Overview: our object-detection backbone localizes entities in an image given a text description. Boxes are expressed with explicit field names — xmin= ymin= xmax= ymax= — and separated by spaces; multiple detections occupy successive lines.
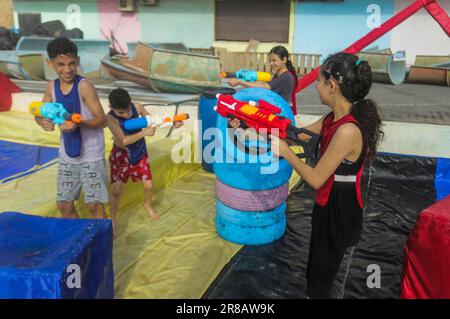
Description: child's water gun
xmin=123 ymin=113 xmax=190 ymax=132
xmin=29 ymin=101 xmax=82 ymax=127
xmin=214 ymin=94 xmax=320 ymax=159
xmin=220 ymin=68 xmax=272 ymax=83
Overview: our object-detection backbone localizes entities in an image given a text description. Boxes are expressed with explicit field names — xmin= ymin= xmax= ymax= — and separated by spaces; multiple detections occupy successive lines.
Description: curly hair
xmin=46 ymin=37 xmax=78 ymax=59
xmin=320 ymin=52 xmax=384 ymax=160
xmin=108 ymin=88 xmax=131 ymax=110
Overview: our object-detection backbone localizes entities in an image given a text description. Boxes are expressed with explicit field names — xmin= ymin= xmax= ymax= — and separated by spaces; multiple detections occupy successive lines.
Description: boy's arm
xmin=106 ymin=114 xmax=155 ymax=148
xmin=34 ymin=81 xmax=55 ymax=131
xmin=79 ymin=80 xmax=107 ymax=128
xmin=134 ymin=101 xmax=150 ymax=116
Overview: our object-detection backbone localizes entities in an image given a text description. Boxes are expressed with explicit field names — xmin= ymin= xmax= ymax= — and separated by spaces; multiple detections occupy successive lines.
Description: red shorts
xmin=109 ymin=147 xmax=152 ymax=183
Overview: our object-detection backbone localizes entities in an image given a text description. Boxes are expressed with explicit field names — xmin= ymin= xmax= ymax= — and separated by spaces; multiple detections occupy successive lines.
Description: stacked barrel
xmin=198 ymin=87 xmax=236 ymax=172
xmin=213 ymin=88 xmax=295 ymax=245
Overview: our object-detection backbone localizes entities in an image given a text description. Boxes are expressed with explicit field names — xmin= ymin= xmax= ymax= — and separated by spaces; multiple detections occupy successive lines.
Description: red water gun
xmin=214 ymin=94 xmax=320 ymax=159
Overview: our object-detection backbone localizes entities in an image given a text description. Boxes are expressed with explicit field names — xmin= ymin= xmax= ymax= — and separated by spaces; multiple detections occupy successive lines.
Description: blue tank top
xmin=108 ymin=103 xmax=147 ymax=165
xmin=54 ymin=75 xmax=84 ymax=158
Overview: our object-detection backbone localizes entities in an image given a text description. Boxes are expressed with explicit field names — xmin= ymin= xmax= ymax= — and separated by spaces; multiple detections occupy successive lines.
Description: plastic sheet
xmin=435 ymin=158 xmax=450 ymax=200
xmin=0 ymin=212 xmax=113 ymax=299
xmin=204 ymin=154 xmax=437 ymax=298
xmin=0 ymin=140 xmax=58 ymax=183
xmin=0 ymin=105 xmax=301 ymax=298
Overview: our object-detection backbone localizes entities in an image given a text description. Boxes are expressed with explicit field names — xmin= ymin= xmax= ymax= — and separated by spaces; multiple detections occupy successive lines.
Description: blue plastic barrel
xmin=198 ymin=87 xmax=235 ymax=172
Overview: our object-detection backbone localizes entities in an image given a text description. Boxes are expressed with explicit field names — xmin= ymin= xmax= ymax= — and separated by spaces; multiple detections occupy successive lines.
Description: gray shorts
xmin=56 ymin=158 xmax=109 ymax=204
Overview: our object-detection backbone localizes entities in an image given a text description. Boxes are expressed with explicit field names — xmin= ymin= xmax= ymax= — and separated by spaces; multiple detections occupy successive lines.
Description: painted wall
xmin=13 ymin=0 xmax=214 ymax=50
xmin=97 ymin=0 xmax=141 ymax=54
xmin=390 ymin=0 xmax=450 ymax=66
xmin=13 ymin=0 xmax=101 ymax=39
xmin=137 ymin=0 xmax=213 ymax=49
xmin=293 ymin=0 xmax=395 ymax=61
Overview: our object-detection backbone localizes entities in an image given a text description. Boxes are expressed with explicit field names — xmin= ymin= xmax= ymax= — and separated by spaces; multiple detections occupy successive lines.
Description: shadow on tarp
xmin=203 ymin=154 xmax=437 ymax=299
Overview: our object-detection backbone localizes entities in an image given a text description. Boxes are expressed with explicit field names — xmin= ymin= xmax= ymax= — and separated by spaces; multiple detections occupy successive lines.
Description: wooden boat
xmin=18 ymin=53 xmax=46 ymax=80
xmin=16 ymin=36 xmax=110 ymax=76
xmin=127 ymin=42 xmax=188 ymax=56
xmin=408 ymin=65 xmax=450 ymax=87
xmin=100 ymin=56 xmax=153 ymax=87
xmin=0 ymin=51 xmax=28 ymax=79
xmin=102 ymin=42 xmax=221 ymax=93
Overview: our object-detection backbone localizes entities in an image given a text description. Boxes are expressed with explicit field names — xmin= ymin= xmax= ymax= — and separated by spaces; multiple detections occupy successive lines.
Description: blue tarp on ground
xmin=435 ymin=158 xmax=450 ymax=201
xmin=0 ymin=140 xmax=58 ymax=182
xmin=0 ymin=212 xmax=114 ymax=299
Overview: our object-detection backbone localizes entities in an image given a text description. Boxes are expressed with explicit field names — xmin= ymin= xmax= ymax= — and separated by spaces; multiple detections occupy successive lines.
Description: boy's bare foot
xmin=145 ymin=205 xmax=160 ymax=221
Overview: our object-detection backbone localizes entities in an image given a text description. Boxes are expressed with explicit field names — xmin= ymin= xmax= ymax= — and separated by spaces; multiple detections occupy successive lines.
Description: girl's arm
xmin=272 ymin=123 xmax=362 ymax=190
xmin=228 ymin=78 xmax=271 ymax=90
xmin=296 ymin=115 xmax=326 ymax=142
xmin=106 ymin=114 xmax=155 ymax=148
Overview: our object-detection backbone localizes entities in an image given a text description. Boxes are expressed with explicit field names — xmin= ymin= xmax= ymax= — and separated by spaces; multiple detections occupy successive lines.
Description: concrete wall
xmin=390 ymin=0 xmax=450 ymax=65
xmin=138 ymin=0 xmax=214 ymax=49
xmin=13 ymin=0 xmax=213 ymax=51
xmin=293 ymin=0 xmax=450 ymax=64
xmin=12 ymin=0 xmax=450 ymax=60
xmin=13 ymin=0 xmax=101 ymax=39
xmin=297 ymin=115 xmax=450 ymax=159
xmin=293 ymin=0 xmax=394 ymax=61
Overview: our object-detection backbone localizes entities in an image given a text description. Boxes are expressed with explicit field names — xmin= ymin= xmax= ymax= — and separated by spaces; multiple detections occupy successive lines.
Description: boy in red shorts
xmin=106 ymin=88 xmax=182 ymax=237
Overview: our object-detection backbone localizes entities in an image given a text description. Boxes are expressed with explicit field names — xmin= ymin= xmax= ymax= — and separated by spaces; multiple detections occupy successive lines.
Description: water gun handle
xmin=285 ymin=126 xmax=321 ymax=160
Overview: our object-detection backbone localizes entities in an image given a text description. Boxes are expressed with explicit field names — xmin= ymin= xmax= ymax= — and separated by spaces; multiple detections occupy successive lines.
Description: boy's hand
xmin=35 ymin=116 xmax=55 ymax=131
xmin=60 ymin=122 xmax=77 ymax=133
xmin=228 ymin=117 xmax=241 ymax=129
xmin=227 ymin=78 xmax=242 ymax=87
xmin=143 ymin=126 xmax=156 ymax=136
xmin=173 ymin=121 xmax=183 ymax=128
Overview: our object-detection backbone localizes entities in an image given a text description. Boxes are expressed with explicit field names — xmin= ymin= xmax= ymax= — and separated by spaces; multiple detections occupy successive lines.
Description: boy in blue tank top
xmin=106 ymin=88 xmax=183 ymax=237
xmin=34 ymin=37 xmax=108 ymax=220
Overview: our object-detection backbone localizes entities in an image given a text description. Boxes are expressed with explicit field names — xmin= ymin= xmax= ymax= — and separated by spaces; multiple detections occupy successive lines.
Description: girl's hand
xmin=270 ymin=134 xmax=291 ymax=158
xmin=173 ymin=121 xmax=183 ymax=128
xmin=227 ymin=78 xmax=242 ymax=87
xmin=143 ymin=126 xmax=156 ymax=136
xmin=227 ymin=117 xmax=241 ymax=129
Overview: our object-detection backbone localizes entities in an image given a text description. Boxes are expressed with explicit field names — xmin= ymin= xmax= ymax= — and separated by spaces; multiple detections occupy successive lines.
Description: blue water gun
xmin=29 ymin=101 xmax=82 ymax=126
xmin=123 ymin=113 xmax=190 ymax=132
xmin=220 ymin=68 xmax=272 ymax=82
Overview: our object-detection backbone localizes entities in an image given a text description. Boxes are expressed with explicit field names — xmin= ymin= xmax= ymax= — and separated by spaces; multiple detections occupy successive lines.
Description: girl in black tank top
xmin=269 ymin=53 xmax=383 ymax=298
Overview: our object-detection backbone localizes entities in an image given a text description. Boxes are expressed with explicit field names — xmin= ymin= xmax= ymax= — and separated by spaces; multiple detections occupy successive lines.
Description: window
xmin=215 ymin=0 xmax=290 ymax=43
xmin=18 ymin=13 xmax=42 ymax=36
